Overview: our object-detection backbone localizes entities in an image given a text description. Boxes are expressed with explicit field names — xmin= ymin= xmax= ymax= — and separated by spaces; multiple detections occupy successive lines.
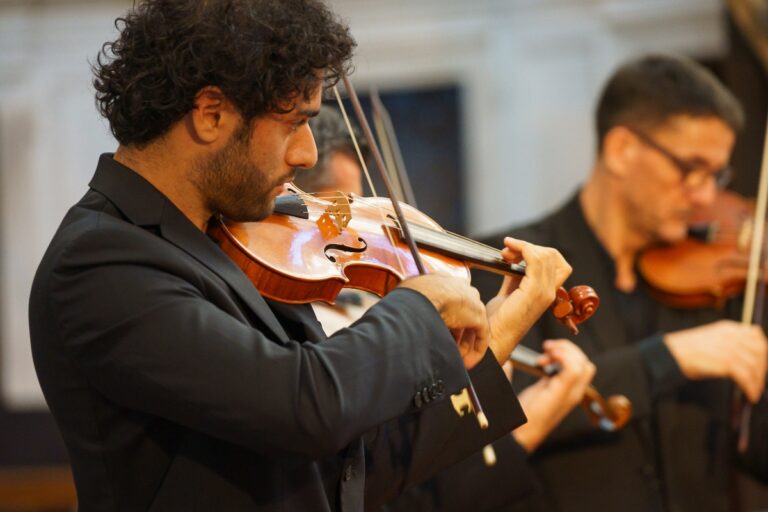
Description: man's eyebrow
xmin=295 ymin=108 xmax=321 ymax=118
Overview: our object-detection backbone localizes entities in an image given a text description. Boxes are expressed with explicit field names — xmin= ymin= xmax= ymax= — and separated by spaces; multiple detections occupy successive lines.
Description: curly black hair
xmin=93 ymin=0 xmax=356 ymax=146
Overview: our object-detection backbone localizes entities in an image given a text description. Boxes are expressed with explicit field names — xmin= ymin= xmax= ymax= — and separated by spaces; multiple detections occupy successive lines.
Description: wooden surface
xmin=0 ymin=466 xmax=76 ymax=512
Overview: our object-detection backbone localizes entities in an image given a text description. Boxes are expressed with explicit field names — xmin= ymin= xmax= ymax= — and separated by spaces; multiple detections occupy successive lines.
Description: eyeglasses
xmin=628 ymin=128 xmax=733 ymax=190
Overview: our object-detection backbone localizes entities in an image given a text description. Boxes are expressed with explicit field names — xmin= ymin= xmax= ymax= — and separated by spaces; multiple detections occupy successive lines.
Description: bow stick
xmin=736 ymin=110 xmax=768 ymax=453
xmin=370 ymin=88 xmax=419 ymax=207
xmin=337 ymin=75 xmax=490 ymax=430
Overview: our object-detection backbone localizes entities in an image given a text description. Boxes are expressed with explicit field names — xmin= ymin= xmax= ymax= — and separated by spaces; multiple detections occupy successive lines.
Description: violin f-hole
xmin=324 ymin=238 xmax=368 ymax=263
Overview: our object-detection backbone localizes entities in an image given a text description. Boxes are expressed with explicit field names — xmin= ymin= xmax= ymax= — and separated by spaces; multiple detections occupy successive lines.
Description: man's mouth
xmin=272 ymin=171 xmax=295 ymax=189
xmin=273 ymin=173 xmax=296 ymax=197
xmin=281 ymin=170 xmax=296 ymax=186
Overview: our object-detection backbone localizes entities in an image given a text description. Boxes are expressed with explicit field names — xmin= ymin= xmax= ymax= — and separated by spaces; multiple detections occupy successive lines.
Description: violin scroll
xmin=551 ymin=286 xmax=601 ymax=335
xmin=581 ymin=387 xmax=632 ymax=432
xmin=510 ymin=345 xmax=632 ymax=432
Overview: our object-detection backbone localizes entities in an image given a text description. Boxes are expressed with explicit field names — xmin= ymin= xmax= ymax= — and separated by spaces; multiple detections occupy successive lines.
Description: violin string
xmin=413 ymin=228 xmax=505 ymax=264
xmin=289 ymin=189 xmax=756 ymax=250
xmin=439 ymin=229 xmax=509 ymax=258
xmin=332 ymin=86 xmax=408 ymax=276
xmin=289 ymin=190 xmax=508 ymax=264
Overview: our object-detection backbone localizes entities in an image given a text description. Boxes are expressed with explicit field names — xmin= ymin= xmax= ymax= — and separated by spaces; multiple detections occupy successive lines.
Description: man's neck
xmin=579 ymin=165 xmax=648 ymax=292
xmin=114 ymin=143 xmax=211 ymax=231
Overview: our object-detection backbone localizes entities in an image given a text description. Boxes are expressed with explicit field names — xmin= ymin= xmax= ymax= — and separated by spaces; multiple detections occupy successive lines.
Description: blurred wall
xmin=330 ymin=0 xmax=727 ymax=234
xmin=0 ymin=0 xmax=726 ymax=408
xmin=0 ymin=1 xmax=130 ymax=408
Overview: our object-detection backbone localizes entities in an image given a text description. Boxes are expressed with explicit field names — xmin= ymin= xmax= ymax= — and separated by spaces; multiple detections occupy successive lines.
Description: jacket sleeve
xmin=382 ymin=433 xmax=542 ymax=512
xmin=46 ymin=227 xmax=470 ymax=459
xmin=735 ymin=291 xmax=768 ymax=482
xmin=738 ymin=395 xmax=768 ymax=482
xmin=363 ymin=350 xmax=528 ymax=510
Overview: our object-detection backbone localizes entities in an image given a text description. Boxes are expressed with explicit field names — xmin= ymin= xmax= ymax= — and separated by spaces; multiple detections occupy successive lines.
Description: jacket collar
xmin=89 ymin=153 xmax=290 ymax=343
xmin=89 ymin=153 xmax=166 ymax=227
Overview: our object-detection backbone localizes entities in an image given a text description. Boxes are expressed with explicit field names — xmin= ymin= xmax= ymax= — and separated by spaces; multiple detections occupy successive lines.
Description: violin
xmin=510 ymin=345 xmax=632 ymax=431
xmin=208 ymin=188 xmax=600 ymax=335
xmin=638 ymin=190 xmax=764 ymax=309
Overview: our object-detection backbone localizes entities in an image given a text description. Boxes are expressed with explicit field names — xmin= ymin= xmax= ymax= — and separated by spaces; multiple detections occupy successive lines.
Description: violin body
xmin=208 ymin=191 xmax=469 ymax=305
xmin=210 ymin=187 xmax=598 ymax=333
xmin=209 ymin=185 xmax=611 ymax=428
xmin=638 ymin=240 xmax=748 ymax=308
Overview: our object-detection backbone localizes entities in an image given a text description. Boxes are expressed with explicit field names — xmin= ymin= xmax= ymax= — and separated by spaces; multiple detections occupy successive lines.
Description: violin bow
xmin=335 ymin=75 xmax=490 ymax=430
xmin=736 ymin=110 xmax=768 ymax=453
xmin=370 ymin=88 xmax=419 ymax=207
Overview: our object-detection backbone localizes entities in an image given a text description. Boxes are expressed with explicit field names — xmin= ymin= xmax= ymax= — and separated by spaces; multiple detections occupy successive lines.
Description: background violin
xmin=510 ymin=345 xmax=632 ymax=432
xmin=638 ymin=190 xmax=766 ymax=309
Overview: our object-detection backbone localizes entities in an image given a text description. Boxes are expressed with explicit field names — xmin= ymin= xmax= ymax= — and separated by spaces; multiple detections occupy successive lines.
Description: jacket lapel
xmin=158 ymin=205 xmax=291 ymax=343
xmin=265 ymin=300 xmax=327 ymax=343
xmin=89 ymin=154 xmax=290 ymax=343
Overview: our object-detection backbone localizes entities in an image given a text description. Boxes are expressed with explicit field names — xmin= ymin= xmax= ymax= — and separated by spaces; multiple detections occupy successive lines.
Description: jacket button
xmin=428 ymin=384 xmax=441 ymax=400
xmin=413 ymin=392 xmax=423 ymax=408
xmin=435 ymin=379 xmax=444 ymax=393
xmin=343 ymin=465 xmax=353 ymax=481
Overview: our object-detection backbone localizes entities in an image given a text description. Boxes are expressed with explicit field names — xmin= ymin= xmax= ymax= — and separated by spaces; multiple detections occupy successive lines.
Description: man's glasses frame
xmin=627 ymin=127 xmax=733 ymax=190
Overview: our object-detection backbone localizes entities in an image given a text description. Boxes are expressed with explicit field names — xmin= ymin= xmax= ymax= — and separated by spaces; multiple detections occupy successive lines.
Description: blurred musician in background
xmin=474 ymin=54 xmax=768 ymax=511
xmin=299 ymin=107 xmax=599 ymax=511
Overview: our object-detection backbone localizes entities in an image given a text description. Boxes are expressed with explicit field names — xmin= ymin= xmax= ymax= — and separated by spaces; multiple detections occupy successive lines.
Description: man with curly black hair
xmin=28 ymin=1 xmax=572 ymax=510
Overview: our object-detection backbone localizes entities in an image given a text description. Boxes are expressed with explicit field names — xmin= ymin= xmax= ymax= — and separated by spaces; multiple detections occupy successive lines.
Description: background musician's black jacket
xmin=472 ymin=191 xmax=768 ymax=512
xmin=384 ymin=434 xmax=542 ymax=511
xmin=29 ymin=154 xmax=526 ymax=512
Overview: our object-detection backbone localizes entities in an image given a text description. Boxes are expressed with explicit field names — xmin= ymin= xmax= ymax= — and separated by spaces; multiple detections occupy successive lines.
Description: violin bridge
xmin=317 ymin=193 xmax=352 ymax=238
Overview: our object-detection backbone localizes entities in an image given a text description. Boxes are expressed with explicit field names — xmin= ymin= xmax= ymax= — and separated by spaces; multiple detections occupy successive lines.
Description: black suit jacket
xmin=384 ymin=434 xmax=542 ymax=511
xmin=29 ymin=155 xmax=526 ymax=511
xmin=472 ymin=191 xmax=768 ymax=512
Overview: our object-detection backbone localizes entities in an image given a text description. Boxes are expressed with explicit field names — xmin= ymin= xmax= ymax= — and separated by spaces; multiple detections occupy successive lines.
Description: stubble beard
xmin=193 ymin=124 xmax=280 ymax=223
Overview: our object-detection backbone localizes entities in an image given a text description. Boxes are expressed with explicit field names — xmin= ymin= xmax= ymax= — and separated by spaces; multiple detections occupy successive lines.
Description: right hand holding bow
xmin=665 ymin=320 xmax=767 ymax=402
xmin=398 ymin=274 xmax=489 ymax=370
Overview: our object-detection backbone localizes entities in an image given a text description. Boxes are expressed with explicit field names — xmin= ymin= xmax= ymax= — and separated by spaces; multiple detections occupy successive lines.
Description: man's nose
xmin=287 ymin=124 xmax=318 ymax=169
xmin=687 ymin=175 xmax=717 ymax=208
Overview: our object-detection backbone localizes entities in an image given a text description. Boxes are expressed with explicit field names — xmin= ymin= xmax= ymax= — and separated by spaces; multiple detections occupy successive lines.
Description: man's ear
xmin=601 ymin=125 xmax=639 ymax=178
xmin=188 ymin=86 xmax=237 ymax=144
